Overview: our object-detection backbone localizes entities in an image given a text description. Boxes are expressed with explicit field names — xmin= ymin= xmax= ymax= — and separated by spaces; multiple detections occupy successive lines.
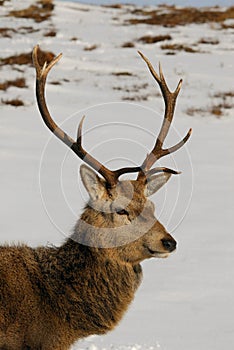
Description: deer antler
xmin=137 ymin=51 xmax=192 ymax=180
xmin=32 ymin=45 xmax=141 ymax=188
xmin=32 ymin=45 xmax=191 ymax=188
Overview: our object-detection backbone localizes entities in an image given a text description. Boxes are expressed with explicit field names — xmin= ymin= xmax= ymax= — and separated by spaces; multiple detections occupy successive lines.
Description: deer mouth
xmin=146 ymin=247 xmax=169 ymax=258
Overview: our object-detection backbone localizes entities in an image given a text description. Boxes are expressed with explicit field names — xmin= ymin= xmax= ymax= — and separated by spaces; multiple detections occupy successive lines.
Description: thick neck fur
xmin=36 ymin=235 xmax=142 ymax=339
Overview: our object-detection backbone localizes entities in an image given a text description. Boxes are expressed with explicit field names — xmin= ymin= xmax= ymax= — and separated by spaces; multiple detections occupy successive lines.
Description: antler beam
xmin=137 ymin=52 xmax=192 ymax=180
xmin=32 ymin=45 xmax=141 ymax=188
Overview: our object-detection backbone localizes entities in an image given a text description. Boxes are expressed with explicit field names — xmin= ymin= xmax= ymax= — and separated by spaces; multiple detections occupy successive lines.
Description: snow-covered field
xmin=0 ymin=1 xmax=234 ymax=349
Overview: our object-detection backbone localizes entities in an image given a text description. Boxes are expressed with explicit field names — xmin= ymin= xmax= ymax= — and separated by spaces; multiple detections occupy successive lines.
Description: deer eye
xmin=116 ymin=209 xmax=129 ymax=216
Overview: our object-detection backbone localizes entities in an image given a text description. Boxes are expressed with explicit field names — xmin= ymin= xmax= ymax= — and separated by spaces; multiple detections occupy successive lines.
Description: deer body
xmin=0 ymin=241 xmax=140 ymax=349
xmin=0 ymin=47 xmax=191 ymax=349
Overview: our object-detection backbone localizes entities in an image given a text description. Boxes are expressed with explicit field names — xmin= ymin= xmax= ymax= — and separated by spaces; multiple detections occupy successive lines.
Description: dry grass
xmin=103 ymin=4 xmax=123 ymax=9
xmin=122 ymin=42 xmax=135 ymax=48
xmin=1 ymin=98 xmax=25 ymax=107
xmin=113 ymin=83 xmax=149 ymax=102
xmin=161 ymin=43 xmax=199 ymax=53
xmin=122 ymin=95 xmax=148 ymax=101
xmin=127 ymin=6 xmax=234 ymax=27
xmin=0 ymin=47 xmax=55 ymax=67
xmin=198 ymin=37 xmax=219 ymax=45
xmin=44 ymin=30 xmax=57 ymax=37
xmin=113 ymin=83 xmax=148 ymax=93
xmin=8 ymin=0 xmax=54 ymax=23
xmin=0 ymin=28 xmax=16 ymax=38
xmin=213 ymin=91 xmax=234 ymax=98
xmin=112 ymin=71 xmax=133 ymax=76
xmin=0 ymin=26 xmax=39 ymax=38
xmin=221 ymin=23 xmax=234 ymax=29
xmin=18 ymin=26 xmax=40 ymax=34
xmin=84 ymin=44 xmax=99 ymax=51
xmin=0 ymin=78 xmax=27 ymax=91
xmin=138 ymin=34 xmax=172 ymax=44
xmin=186 ymin=90 xmax=234 ymax=118
xmin=49 ymin=81 xmax=62 ymax=85
xmin=186 ymin=106 xmax=223 ymax=117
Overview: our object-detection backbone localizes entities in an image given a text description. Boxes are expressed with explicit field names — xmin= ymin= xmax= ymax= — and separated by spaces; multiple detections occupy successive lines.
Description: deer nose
xmin=161 ymin=238 xmax=177 ymax=252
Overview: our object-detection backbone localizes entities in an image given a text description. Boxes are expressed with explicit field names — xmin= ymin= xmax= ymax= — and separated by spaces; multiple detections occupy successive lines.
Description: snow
xmin=0 ymin=1 xmax=234 ymax=349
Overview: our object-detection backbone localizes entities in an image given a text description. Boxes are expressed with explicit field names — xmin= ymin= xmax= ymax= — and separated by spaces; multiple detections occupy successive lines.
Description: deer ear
xmin=80 ymin=164 xmax=106 ymax=201
xmin=144 ymin=173 xmax=171 ymax=197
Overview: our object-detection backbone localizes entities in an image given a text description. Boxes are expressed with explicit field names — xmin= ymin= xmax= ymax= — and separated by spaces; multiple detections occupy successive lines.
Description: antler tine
xmin=137 ymin=52 xmax=192 ymax=179
xmin=75 ymin=117 xmax=142 ymax=184
xmin=33 ymin=45 xmax=118 ymax=187
xmin=32 ymin=45 xmax=74 ymax=148
xmin=33 ymin=45 xmax=143 ymax=187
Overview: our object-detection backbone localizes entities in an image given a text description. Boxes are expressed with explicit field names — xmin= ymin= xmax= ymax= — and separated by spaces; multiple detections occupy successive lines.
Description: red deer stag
xmin=0 ymin=45 xmax=191 ymax=350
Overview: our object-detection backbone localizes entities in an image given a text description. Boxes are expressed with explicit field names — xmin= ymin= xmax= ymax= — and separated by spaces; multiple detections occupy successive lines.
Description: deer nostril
xmin=161 ymin=238 xmax=177 ymax=252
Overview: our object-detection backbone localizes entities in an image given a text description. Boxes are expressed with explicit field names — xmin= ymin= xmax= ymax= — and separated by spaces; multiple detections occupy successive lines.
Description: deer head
xmin=32 ymin=46 xmax=191 ymax=264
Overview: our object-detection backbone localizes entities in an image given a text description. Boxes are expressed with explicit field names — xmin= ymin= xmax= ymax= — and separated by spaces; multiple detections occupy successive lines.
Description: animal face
xmin=78 ymin=165 xmax=176 ymax=264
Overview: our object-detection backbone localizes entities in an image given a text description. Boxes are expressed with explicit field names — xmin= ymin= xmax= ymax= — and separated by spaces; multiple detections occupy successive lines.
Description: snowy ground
xmin=0 ymin=1 xmax=234 ymax=350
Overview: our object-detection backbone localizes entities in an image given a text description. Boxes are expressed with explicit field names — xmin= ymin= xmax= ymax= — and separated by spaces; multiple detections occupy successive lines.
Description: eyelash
xmin=116 ymin=209 xmax=129 ymax=216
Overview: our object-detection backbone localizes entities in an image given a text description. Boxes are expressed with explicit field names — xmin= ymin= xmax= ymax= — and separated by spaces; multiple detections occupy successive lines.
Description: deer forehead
xmin=103 ymin=180 xmax=146 ymax=206
xmin=93 ymin=181 xmax=156 ymax=219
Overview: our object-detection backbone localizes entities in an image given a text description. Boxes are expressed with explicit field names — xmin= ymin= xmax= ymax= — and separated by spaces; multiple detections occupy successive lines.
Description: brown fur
xmin=0 ymin=168 xmax=176 ymax=349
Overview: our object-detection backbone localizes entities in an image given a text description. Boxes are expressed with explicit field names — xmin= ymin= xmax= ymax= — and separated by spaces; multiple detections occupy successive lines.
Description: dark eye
xmin=117 ymin=209 xmax=129 ymax=216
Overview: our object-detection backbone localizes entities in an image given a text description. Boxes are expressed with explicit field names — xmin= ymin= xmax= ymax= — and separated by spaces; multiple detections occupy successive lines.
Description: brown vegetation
xmin=112 ymin=71 xmax=133 ymax=76
xmin=122 ymin=94 xmax=148 ymax=101
xmin=84 ymin=44 xmax=99 ymax=51
xmin=213 ymin=91 xmax=234 ymax=99
xmin=161 ymin=43 xmax=199 ymax=53
xmin=8 ymin=0 xmax=54 ymax=23
xmin=127 ymin=6 xmax=234 ymax=27
xmin=186 ymin=91 xmax=234 ymax=117
xmin=122 ymin=41 xmax=135 ymax=48
xmin=0 ymin=26 xmax=39 ymax=38
xmin=0 ymin=77 xmax=27 ymax=91
xmin=221 ymin=22 xmax=234 ymax=29
xmin=138 ymin=34 xmax=172 ymax=44
xmin=198 ymin=37 xmax=219 ymax=45
xmin=44 ymin=29 xmax=57 ymax=37
xmin=1 ymin=98 xmax=24 ymax=107
xmin=103 ymin=4 xmax=123 ymax=9
xmin=0 ymin=27 xmax=16 ymax=38
xmin=18 ymin=26 xmax=40 ymax=34
xmin=113 ymin=82 xmax=149 ymax=101
xmin=0 ymin=48 xmax=55 ymax=67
